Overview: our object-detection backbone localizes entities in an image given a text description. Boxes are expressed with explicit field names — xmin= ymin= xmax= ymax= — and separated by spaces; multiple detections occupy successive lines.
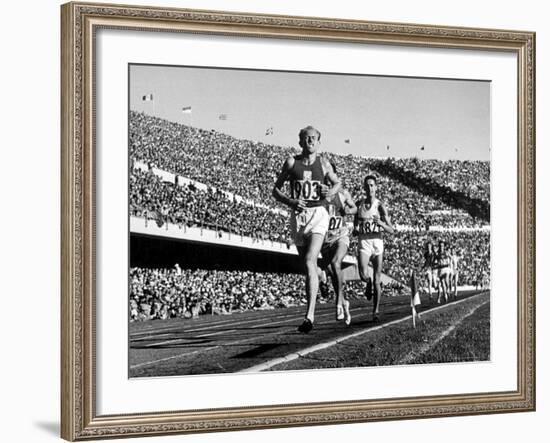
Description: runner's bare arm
xmin=343 ymin=191 xmax=357 ymax=215
xmin=352 ymin=200 xmax=361 ymax=235
xmin=272 ymin=157 xmax=306 ymax=211
xmin=320 ymin=157 xmax=342 ymax=198
xmin=374 ymin=202 xmax=395 ymax=234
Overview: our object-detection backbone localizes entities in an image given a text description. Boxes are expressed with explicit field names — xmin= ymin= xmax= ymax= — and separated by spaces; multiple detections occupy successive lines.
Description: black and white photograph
xmin=128 ymin=64 xmax=491 ymax=378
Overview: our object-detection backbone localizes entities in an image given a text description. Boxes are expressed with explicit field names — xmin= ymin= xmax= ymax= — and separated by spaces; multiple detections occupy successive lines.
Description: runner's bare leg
xmin=372 ymin=253 xmax=384 ymax=317
xmin=300 ymin=233 xmax=325 ymax=322
xmin=329 ymin=240 xmax=348 ymax=309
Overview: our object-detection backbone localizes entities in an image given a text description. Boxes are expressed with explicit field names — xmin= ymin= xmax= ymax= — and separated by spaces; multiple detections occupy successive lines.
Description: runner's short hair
xmin=364 ymin=174 xmax=377 ymax=185
xmin=298 ymin=126 xmax=321 ymax=142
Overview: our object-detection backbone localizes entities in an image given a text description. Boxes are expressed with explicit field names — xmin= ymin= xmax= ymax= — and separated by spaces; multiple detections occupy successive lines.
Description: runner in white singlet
xmin=434 ymin=240 xmax=452 ymax=303
xmin=422 ymin=241 xmax=437 ymax=302
xmin=449 ymin=246 xmax=459 ymax=299
xmin=354 ymin=175 xmax=394 ymax=321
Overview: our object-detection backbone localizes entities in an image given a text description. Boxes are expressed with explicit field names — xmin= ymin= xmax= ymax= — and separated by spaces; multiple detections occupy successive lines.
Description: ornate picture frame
xmin=61 ymin=1 xmax=535 ymax=440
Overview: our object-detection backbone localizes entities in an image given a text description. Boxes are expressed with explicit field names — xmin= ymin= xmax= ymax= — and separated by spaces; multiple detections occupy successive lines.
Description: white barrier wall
xmin=130 ymin=215 xmax=298 ymax=255
xmin=128 ymin=216 xmax=406 ymax=285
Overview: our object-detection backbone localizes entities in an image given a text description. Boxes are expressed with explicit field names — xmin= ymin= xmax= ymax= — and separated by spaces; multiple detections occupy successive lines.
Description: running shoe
xmin=297 ymin=318 xmax=313 ymax=333
xmin=336 ymin=305 xmax=344 ymax=321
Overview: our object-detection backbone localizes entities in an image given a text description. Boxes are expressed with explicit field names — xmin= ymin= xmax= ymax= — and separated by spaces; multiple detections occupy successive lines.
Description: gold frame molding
xmin=61 ymin=2 xmax=536 ymax=441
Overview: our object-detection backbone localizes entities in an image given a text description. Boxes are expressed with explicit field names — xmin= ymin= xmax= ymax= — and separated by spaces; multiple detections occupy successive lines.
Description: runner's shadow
xmin=232 ymin=325 xmax=290 ymax=331
xmin=349 ymin=319 xmax=378 ymax=327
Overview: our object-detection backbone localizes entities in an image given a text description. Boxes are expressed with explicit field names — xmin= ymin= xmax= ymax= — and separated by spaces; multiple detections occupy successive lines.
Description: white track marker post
xmin=410 ymin=271 xmax=421 ymax=328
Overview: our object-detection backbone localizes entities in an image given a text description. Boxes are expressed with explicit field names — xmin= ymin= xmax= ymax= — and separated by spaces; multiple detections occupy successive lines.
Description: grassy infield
xmin=270 ymin=291 xmax=490 ymax=371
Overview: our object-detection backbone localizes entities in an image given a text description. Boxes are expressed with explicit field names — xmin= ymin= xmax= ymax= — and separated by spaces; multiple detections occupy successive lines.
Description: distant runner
xmin=449 ymin=246 xmax=460 ymax=299
xmin=422 ymin=240 xmax=437 ymax=302
xmin=434 ymin=240 xmax=452 ymax=303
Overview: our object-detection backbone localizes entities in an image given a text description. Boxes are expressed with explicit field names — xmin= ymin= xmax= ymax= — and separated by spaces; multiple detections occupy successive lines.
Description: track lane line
xmin=239 ymin=292 xmax=488 ymax=373
xmin=131 ymin=300 xmax=405 ymax=344
xmin=397 ymin=298 xmax=489 ymax=365
xmin=130 ymin=306 xmax=329 ymax=338
xmin=130 ymin=307 xmax=371 ymax=368
xmin=130 ymin=290 xmax=475 ymax=337
xmin=130 ymin=291 xmax=473 ymax=338
xmin=130 ymin=347 xmax=219 ymax=369
xmin=136 ymin=307 xmax=367 ymax=348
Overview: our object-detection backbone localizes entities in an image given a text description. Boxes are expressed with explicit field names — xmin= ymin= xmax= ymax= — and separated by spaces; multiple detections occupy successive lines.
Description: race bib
xmin=291 ymin=180 xmax=322 ymax=201
xmin=358 ymin=219 xmax=381 ymax=235
xmin=440 ymin=255 xmax=451 ymax=267
xmin=296 ymin=212 xmax=309 ymax=228
xmin=328 ymin=216 xmax=344 ymax=231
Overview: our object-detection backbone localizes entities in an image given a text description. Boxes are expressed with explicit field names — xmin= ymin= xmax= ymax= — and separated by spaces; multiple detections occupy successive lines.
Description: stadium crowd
xmin=367 ymin=157 xmax=490 ymax=221
xmin=130 ymin=111 xmax=291 ymax=206
xmin=130 ymin=168 xmax=291 ymax=243
xmin=130 ymin=266 xmax=331 ymax=322
xmin=395 ymin=158 xmax=490 ymax=203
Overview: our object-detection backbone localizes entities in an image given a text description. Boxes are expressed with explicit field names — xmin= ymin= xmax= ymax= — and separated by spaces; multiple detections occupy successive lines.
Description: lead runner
xmin=272 ymin=126 xmax=341 ymax=333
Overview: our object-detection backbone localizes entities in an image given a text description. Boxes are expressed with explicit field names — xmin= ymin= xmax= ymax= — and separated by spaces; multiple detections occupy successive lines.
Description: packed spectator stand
xmin=131 ymin=267 xmax=310 ymax=322
xmin=130 ymin=168 xmax=291 ymax=244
